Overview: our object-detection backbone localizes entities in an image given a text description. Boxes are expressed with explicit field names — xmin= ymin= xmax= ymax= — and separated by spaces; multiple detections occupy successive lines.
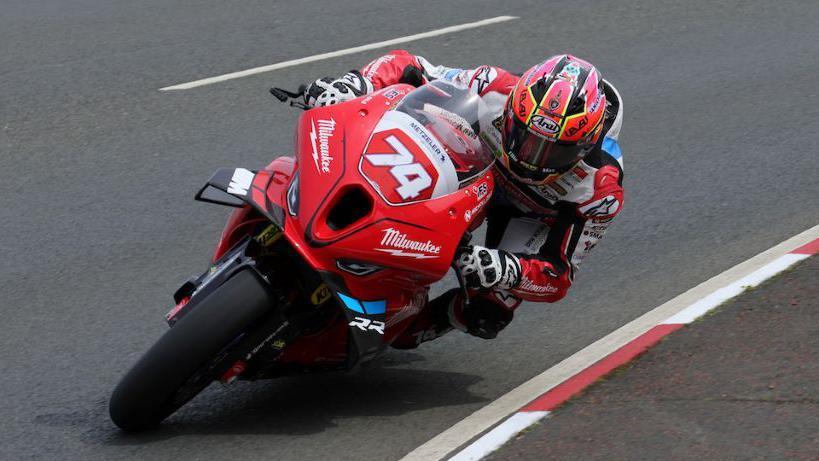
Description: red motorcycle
xmin=109 ymin=80 xmax=495 ymax=431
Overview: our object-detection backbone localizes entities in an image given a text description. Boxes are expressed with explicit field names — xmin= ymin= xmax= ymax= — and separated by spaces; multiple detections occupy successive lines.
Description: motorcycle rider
xmin=302 ymin=50 xmax=625 ymax=347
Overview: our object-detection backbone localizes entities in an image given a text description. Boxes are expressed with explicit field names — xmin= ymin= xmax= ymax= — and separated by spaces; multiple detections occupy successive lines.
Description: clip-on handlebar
xmin=270 ymin=85 xmax=309 ymax=110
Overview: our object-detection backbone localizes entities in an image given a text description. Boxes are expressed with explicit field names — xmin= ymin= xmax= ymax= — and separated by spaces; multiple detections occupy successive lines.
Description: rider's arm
xmin=361 ymin=50 xmax=458 ymax=89
xmin=509 ymin=161 xmax=625 ymax=303
xmin=304 ymin=50 xmax=465 ymax=107
xmin=360 ymin=50 xmax=518 ymax=95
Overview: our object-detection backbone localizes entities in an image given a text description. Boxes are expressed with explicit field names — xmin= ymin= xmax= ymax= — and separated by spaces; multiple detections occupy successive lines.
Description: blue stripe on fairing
xmin=361 ymin=300 xmax=387 ymax=315
xmin=337 ymin=293 xmax=387 ymax=315
xmin=602 ymin=137 xmax=622 ymax=159
xmin=337 ymin=293 xmax=364 ymax=314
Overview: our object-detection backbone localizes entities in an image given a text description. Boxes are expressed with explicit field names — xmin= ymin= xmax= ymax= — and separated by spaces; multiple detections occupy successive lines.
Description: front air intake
xmin=326 ymin=186 xmax=373 ymax=231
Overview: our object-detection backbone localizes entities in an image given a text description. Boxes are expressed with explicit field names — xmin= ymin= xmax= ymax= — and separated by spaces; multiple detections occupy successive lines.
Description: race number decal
xmin=361 ymin=128 xmax=439 ymax=204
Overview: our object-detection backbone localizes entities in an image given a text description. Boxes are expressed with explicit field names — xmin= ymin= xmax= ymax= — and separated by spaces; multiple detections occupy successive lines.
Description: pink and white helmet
xmin=500 ymin=55 xmax=607 ymax=185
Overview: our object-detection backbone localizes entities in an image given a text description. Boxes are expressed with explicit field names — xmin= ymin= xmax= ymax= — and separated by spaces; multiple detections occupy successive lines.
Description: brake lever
xmin=454 ymin=264 xmax=471 ymax=305
xmin=289 ymin=100 xmax=310 ymax=110
xmin=270 ymin=84 xmax=310 ymax=111
xmin=269 ymin=86 xmax=302 ymax=101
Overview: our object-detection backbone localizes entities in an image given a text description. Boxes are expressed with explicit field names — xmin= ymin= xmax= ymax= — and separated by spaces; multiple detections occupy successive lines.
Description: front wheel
xmin=109 ymin=269 xmax=274 ymax=431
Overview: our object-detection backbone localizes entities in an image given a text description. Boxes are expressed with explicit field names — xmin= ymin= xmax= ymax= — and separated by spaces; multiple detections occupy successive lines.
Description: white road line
xmin=159 ymin=16 xmax=518 ymax=91
xmin=399 ymin=223 xmax=819 ymax=461
xmin=448 ymin=411 xmax=550 ymax=461
xmin=661 ymin=252 xmax=809 ymax=325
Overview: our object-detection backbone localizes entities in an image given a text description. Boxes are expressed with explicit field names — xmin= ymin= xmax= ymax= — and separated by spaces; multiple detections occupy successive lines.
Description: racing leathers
xmin=317 ymin=50 xmax=625 ymax=347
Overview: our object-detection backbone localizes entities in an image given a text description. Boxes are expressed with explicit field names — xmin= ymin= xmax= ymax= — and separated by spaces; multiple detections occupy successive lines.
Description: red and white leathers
xmin=359 ymin=50 xmax=626 ymax=346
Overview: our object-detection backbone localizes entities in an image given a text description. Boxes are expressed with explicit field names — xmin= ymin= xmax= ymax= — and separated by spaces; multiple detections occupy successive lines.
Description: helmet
xmin=500 ymin=55 xmax=607 ymax=185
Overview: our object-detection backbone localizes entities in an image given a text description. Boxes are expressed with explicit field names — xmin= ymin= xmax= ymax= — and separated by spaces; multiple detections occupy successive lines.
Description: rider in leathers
xmin=303 ymin=50 xmax=625 ymax=347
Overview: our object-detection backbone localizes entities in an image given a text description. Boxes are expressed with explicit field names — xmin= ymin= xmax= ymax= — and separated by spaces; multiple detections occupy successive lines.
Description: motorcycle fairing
xmin=209 ymin=157 xmax=296 ymax=262
xmin=359 ymin=110 xmax=460 ymax=206
xmin=338 ymin=293 xmax=387 ymax=358
xmin=196 ymin=167 xmax=287 ymax=228
xmin=207 ymin=83 xmax=495 ymax=364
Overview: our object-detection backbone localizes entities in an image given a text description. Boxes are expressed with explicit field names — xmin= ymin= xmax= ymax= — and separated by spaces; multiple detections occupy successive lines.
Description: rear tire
xmin=109 ymin=269 xmax=274 ymax=431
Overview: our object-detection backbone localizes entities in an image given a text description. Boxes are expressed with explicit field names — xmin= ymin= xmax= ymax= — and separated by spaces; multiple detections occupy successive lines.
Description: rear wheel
xmin=109 ymin=269 xmax=274 ymax=431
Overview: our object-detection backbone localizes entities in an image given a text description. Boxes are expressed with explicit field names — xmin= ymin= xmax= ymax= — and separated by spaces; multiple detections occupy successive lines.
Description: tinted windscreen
xmin=395 ymin=81 xmax=494 ymax=182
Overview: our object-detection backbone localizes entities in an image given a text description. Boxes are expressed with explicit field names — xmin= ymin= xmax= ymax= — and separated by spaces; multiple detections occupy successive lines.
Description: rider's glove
xmin=303 ymin=70 xmax=373 ymax=108
xmin=455 ymin=246 xmax=522 ymax=291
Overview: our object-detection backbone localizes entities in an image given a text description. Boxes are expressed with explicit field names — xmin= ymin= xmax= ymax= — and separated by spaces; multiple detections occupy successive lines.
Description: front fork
xmin=166 ymin=228 xmax=342 ymax=383
xmin=166 ymin=236 xmax=258 ymax=326
xmin=165 ymin=235 xmax=293 ymax=383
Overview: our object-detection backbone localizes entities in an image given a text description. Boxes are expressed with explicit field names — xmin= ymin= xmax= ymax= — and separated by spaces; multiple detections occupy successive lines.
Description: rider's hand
xmin=303 ymin=70 xmax=373 ymax=108
xmin=455 ymin=246 xmax=522 ymax=291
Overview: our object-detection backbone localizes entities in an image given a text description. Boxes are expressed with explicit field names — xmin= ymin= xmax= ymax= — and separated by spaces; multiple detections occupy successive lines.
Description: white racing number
xmin=364 ymin=135 xmax=432 ymax=200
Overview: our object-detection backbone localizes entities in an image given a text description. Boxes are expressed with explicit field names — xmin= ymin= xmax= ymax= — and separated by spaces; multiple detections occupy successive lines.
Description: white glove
xmin=455 ymin=246 xmax=521 ymax=290
xmin=303 ymin=70 xmax=374 ymax=108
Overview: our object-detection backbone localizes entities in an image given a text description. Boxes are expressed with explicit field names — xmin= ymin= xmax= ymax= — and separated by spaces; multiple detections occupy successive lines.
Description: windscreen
xmin=395 ymin=80 xmax=495 ymax=182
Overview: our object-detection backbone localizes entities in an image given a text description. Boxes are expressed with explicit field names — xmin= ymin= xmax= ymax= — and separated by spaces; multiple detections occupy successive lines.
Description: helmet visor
xmin=503 ymin=115 xmax=590 ymax=179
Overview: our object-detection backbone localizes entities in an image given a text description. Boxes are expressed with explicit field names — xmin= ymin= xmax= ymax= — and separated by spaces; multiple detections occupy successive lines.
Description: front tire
xmin=109 ymin=269 xmax=274 ymax=431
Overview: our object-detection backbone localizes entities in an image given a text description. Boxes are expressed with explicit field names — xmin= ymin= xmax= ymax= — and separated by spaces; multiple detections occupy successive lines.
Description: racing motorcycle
xmin=109 ymin=80 xmax=495 ymax=431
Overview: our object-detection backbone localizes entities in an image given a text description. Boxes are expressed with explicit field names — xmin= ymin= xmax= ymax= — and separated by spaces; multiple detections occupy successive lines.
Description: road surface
xmin=2 ymin=0 xmax=818 ymax=459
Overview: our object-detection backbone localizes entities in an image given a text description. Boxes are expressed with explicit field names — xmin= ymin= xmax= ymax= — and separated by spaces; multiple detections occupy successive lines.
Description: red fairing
xmin=267 ymin=84 xmax=492 ymax=316
xmin=212 ymin=157 xmax=295 ymax=262
xmin=360 ymin=50 xmax=424 ymax=89
xmin=208 ymin=83 xmax=496 ymax=364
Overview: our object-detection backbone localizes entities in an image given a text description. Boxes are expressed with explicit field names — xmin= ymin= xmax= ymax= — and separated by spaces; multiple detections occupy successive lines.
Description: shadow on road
xmin=39 ymin=351 xmax=487 ymax=446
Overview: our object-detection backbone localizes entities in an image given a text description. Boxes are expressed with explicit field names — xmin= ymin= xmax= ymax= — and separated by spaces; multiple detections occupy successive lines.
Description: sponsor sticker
xmin=255 ymin=224 xmax=283 ymax=247
xmin=580 ymin=195 xmax=620 ymax=217
xmin=571 ymin=165 xmax=588 ymax=179
xmin=518 ymin=276 xmax=560 ymax=294
xmin=529 ymin=115 xmax=561 ymax=136
xmin=309 ymin=118 xmax=336 ymax=174
xmin=408 ymin=120 xmax=448 ymax=164
xmin=349 ymin=317 xmax=385 ymax=335
xmin=375 ymin=227 xmax=441 ymax=259
xmin=468 ymin=194 xmax=490 ymax=219
xmin=310 ymin=284 xmax=332 ymax=305
xmin=227 ymin=168 xmax=254 ymax=196
xmin=557 ymin=62 xmax=582 ymax=82
xmin=492 ymin=115 xmax=504 ymax=133
xmin=363 ymin=54 xmax=396 ymax=79
xmin=565 ymin=115 xmax=588 ymax=137
xmin=470 ymin=66 xmax=498 ymax=93
xmin=533 ymin=184 xmax=560 ymax=202
xmin=472 ymin=181 xmax=489 ymax=200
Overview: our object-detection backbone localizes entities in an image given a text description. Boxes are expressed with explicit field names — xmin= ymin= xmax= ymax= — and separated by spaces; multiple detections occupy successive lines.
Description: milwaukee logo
xmin=364 ymin=54 xmax=396 ymax=79
xmin=376 ymin=227 xmax=441 ymax=259
xmin=310 ymin=118 xmax=336 ymax=174
xmin=519 ymin=276 xmax=559 ymax=294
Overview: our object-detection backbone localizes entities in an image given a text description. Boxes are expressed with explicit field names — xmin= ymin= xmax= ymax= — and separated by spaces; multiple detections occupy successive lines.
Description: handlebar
xmin=269 ymin=85 xmax=310 ymax=110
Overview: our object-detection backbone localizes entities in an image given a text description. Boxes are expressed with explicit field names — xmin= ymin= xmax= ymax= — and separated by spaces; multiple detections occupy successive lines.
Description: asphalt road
xmin=2 ymin=0 xmax=818 ymax=459
xmin=489 ymin=256 xmax=819 ymax=461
